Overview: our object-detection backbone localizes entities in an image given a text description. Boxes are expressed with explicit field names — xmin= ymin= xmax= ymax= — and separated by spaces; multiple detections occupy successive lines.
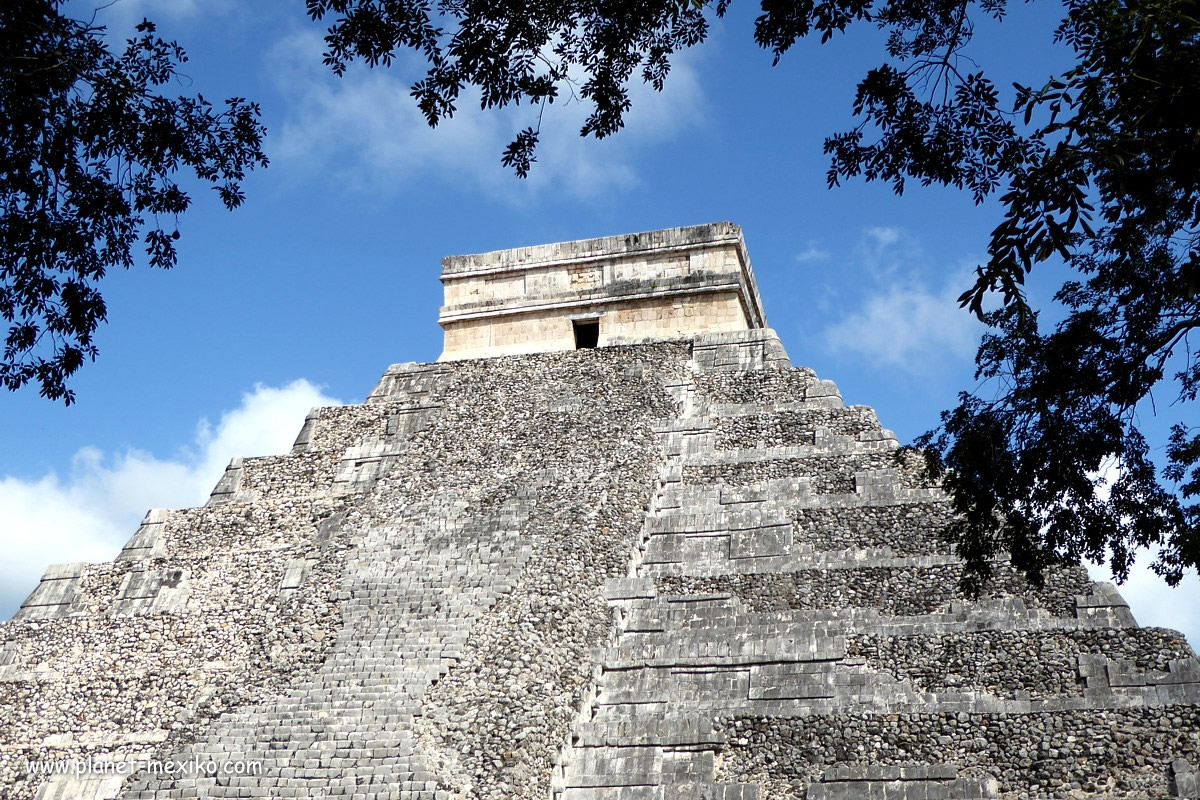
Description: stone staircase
xmin=3 ymin=332 xmax=1197 ymax=800
xmin=555 ymin=330 xmax=1200 ymax=800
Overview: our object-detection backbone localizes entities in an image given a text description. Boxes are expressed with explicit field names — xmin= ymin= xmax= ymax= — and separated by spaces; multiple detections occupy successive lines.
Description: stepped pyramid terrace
xmin=2 ymin=222 xmax=1198 ymax=800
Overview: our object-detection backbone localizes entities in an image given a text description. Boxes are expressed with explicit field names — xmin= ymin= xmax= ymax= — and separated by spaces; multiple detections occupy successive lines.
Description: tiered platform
xmin=2 ymin=331 xmax=1196 ymax=800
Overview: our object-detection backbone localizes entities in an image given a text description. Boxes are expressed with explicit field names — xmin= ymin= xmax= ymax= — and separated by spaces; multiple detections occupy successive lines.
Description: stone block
xmin=33 ymin=773 xmax=126 ymax=800
xmin=280 ymin=559 xmax=312 ymax=591
xmin=749 ymin=663 xmax=835 ymax=700
xmin=15 ymin=563 xmax=86 ymax=620
xmin=729 ymin=524 xmax=793 ymax=559
xmin=110 ymin=568 xmax=190 ymax=616
xmin=290 ymin=408 xmax=321 ymax=454
xmin=117 ymin=508 xmax=170 ymax=562
xmin=207 ymin=457 xmax=245 ymax=505
xmin=1171 ymin=759 xmax=1198 ymax=798
xmin=604 ymin=578 xmax=658 ymax=602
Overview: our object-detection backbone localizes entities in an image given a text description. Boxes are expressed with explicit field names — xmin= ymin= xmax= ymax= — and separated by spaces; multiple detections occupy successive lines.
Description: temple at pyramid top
xmin=438 ymin=221 xmax=767 ymax=360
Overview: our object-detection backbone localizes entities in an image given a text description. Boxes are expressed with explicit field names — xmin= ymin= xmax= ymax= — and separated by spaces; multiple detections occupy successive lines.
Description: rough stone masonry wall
xmin=720 ymin=707 xmax=1200 ymax=799
xmin=712 ymin=407 xmax=880 ymax=450
xmin=133 ymin=342 xmax=692 ymax=800
xmin=4 ymin=327 xmax=1199 ymax=800
xmin=1 ymin=341 xmax=693 ymax=800
xmin=558 ymin=329 xmax=1200 ymax=800
xmin=388 ymin=344 xmax=690 ymax=799
xmin=847 ymin=628 xmax=1195 ymax=699
xmin=0 ymin=411 xmax=365 ymax=798
xmin=657 ymin=562 xmax=1096 ymax=617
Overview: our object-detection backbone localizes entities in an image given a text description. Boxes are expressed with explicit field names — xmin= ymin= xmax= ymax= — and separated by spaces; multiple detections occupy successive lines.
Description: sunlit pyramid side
xmin=2 ymin=222 xmax=1197 ymax=800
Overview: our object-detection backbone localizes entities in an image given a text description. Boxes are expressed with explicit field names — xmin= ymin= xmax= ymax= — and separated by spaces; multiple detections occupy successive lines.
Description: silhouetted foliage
xmin=306 ymin=0 xmax=1199 ymax=587
xmin=1 ymin=0 xmax=267 ymax=403
xmin=909 ymin=0 xmax=1200 ymax=591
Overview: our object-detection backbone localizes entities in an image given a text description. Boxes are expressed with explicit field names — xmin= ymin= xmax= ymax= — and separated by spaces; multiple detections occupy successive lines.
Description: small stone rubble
xmin=848 ymin=628 xmax=1196 ymax=699
xmin=657 ymin=562 xmax=1095 ymax=617
xmin=712 ymin=407 xmax=880 ymax=450
xmin=693 ymin=367 xmax=823 ymax=406
xmin=237 ymin=451 xmax=341 ymax=500
xmin=299 ymin=403 xmax=398 ymax=454
xmin=683 ymin=452 xmax=932 ymax=494
xmin=717 ymin=708 xmax=1200 ymax=799
xmin=789 ymin=502 xmax=959 ymax=555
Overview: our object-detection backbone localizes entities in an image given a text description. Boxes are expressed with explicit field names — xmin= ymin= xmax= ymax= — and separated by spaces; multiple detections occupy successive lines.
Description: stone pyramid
xmin=2 ymin=223 xmax=1198 ymax=800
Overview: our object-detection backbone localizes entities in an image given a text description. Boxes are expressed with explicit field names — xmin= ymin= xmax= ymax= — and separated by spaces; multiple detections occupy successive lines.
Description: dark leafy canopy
xmin=910 ymin=0 xmax=1200 ymax=592
xmin=306 ymin=0 xmax=724 ymax=176
xmin=308 ymin=0 xmax=1200 ymax=588
xmin=0 ymin=0 xmax=267 ymax=403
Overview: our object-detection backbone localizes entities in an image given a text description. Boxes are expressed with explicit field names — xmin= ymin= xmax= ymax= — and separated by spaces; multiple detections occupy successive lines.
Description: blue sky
xmin=2 ymin=0 xmax=1196 ymax=647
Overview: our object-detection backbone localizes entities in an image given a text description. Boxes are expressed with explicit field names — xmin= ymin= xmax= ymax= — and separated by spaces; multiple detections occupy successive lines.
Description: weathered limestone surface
xmin=438 ymin=223 xmax=767 ymax=360
xmin=559 ymin=330 xmax=1199 ymax=800
xmin=1 ymin=342 xmax=692 ymax=800
xmin=2 ymin=276 xmax=1197 ymax=799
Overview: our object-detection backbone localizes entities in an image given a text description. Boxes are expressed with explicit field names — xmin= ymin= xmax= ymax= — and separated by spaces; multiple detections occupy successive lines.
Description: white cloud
xmin=84 ymin=0 xmax=236 ymax=34
xmin=814 ymin=226 xmax=983 ymax=369
xmin=1086 ymin=462 xmax=1200 ymax=652
xmin=266 ymin=29 xmax=706 ymax=200
xmin=794 ymin=243 xmax=830 ymax=264
xmin=112 ymin=0 xmax=222 ymax=17
xmin=823 ymin=272 xmax=980 ymax=368
xmin=0 ymin=380 xmax=340 ymax=619
xmin=864 ymin=226 xmax=901 ymax=247
xmin=1088 ymin=558 xmax=1200 ymax=654
xmin=851 ymin=225 xmax=926 ymax=279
